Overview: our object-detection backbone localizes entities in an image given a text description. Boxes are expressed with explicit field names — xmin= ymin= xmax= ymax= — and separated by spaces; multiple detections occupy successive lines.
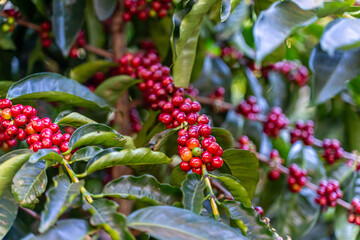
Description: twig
xmin=19 ymin=205 xmax=41 ymax=220
xmin=210 ymin=178 xmax=234 ymax=200
xmin=0 ymin=11 xmax=41 ymax=31
xmin=202 ymin=165 xmax=221 ymax=221
xmin=84 ymin=44 xmax=113 ymax=59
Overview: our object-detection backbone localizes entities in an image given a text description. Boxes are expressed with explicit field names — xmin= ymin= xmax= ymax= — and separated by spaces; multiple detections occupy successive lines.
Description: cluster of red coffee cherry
xmin=69 ymin=31 xmax=87 ymax=59
xmin=1 ymin=9 xmax=20 ymax=32
xmin=236 ymin=96 xmax=260 ymax=121
xmin=40 ymin=21 xmax=52 ymax=48
xmin=237 ymin=135 xmax=251 ymax=150
xmin=348 ymin=198 xmax=360 ymax=225
xmin=209 ymin=87 xmax=225 ymax=101
xmin=220 ymin=46 xmax=244 ymax=67
xmin=263 ymin=107 xmax=289 ymax=138
xmin=0 ymin=98 xmax=70 ymax=154
xmin=129 ymin=108 xmax=142 ymax=133
xmin=123 ymin=0 xmax=172 ymax=21
xmin=177 ymin=115 xmax=224 ymax=174
xmin=267 ymin=150 xmax=282 ymax=181
xmin=314 ymin=180 xmax=342 ymax=207
xmin=287 ymin=164 xmax=307 ymax=193
xmin=262 ymin=61 xmax=310 ymax=87
xmin=290 ymin=120 xmax=314 ymax=145
xmin=322 ymin=139 xmax=344 ymax=165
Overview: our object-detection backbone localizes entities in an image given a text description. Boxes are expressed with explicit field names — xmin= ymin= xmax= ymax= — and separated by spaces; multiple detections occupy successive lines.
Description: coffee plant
xmin=1 ymin=0 xmax=360 ymax=239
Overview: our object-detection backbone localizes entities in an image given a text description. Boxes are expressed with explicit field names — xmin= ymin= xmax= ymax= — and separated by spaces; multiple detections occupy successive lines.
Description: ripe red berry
xmin=254 ymin=206 xmax=264 ymax=216
xmin=180 ymin=161 xmax=191 ymax=172
xmin=60 ymin=141 xmax=69 ymax=152
xmin=29 ymin=134 xmax=41 ymax=144
xmin=14 ymin=114 xmax=27 ymax=127
xmin=211 ymin=156 xmax=223 ymax=168
xmin=41 ymin=138 xmax=53 ymax=148
xmin=186 ymin=138 xmax=200 ymax=150
xmin=268 ymin=169 xmax=280 ymax=180
xmin=0 ymin=99 xmax=12 ymax=109
xmin=32 ymin=119 xmax=44 ymax=132
xmin=50 ymin=146 xmax=61 ymax=154
xmin=197 ymin=114 xmax=209 ymax=124
xmin=49 ymin=123 xmax=60 ymax=133
xmin=6 ymin=125 xmax=18 ymax=136
xmin=16 ymin=129 xmax=27 ymax=141
xmin=40 ymin=128 xmax=53 ymax=139
xmin=10 ymin=104 xmax=23 ymax=117
xmin=189 ymin=157 xmax=202 ymax=168
xmin=192 ymin=167 xmax=202 ymax=175
xmin=25 ymin=124 xmax=36 ymax=135
xmin=199 ymin=124 xmax=212 ymax=137
xmin=41 ymin=118 xmax=52 ymax=128
xmin=177 ymin=135 xmax=188 ymax=146
xmin=63 ymin=133 xmax=71 ymax=142
xmin=207 ymin=142 xmax=220 ymax=154
xmin=41 ymin=21 xmax=51 ymax=31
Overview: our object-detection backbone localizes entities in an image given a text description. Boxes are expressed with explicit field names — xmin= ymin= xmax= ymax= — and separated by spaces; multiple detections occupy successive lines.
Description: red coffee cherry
xmin=322 ymin=139 xmax=344 ymax=164
xmin=315 ymin=179 xmax=342 ymax=207
xmin=263 ymin=107 xmax=289 ymax=138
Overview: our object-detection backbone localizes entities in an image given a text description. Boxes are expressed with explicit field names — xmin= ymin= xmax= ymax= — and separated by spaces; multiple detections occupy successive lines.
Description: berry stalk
xmin=202 ymin=164 xmax=221 ymax=221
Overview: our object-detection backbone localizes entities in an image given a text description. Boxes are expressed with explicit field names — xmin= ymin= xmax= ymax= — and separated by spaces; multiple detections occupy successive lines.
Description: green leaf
xmin=0 ymin=150 xmax=32 ymax=199
xmin=70 ymin=146 xmax=103 ymax=163
xmin=28 ymin=149 xmax=63 ymax=165
xmin=0 ymin=81 xmax=13 ymax=98
xmin=221 ymin=149 xmax=259 ymax=199
xmin=85 ymin=0 xmax=106 ymax=48
xmin=215 ymin=174 xmax=251 ymax=208
xmin=52 ymin=0 xmax=86 ymax=56
xmin=181 ymin=173 xmax=205 ymax=213
xmin=292 ymin=0 xmax=323 ymax=10
xmin=127 ymin=206 xmax=247 ymax=239
xmin=316 ymin=2 xmax=351 ymax=18
xmin=84 ymin=199 xmax=134 ymax=240
xmin=39 ymin=175 xmax=83 ymax=233
xmin=277 ymin=188 xmax=320 ymax=238
xmin=254 ymin=1 xmax=317 ymax=61
xmin=170 ymin=164 xmax=188 ymax=188
xmin=172 ymin=0 xmax=218 ymax=88
xmin=11 ymin=160 xmax=47 ymax=208
xmin=31 ymin=0 xmax=47 ymax=16
xmin=147 ymin=127 xmax=181 ymax=151
xmin=94 ymin=75 xmax=141 ymax=105
xmin=68 ymin=123 xmax=126 ymax=151
xmin=222 ymin=201 xmax=276 ymax=239
xmin=149 ymin=18 xmax=172 ymax=59
xmin=24 ymin=219 xmax=90 ymax=240
xmin=70 ymin=60 xmax=117 ymax=83
xmin=320 ymin=19 xmax=360 ymax=55
xmin=55 ymin=112 xmax=97 ymax=128
xmin=6 ymin=72 xmax=110 ymax=109
xmin=92 ymin=0 xmax=117 ymax=21
xmin=221 ymin=0 xmax=231 ymax=22
xmin=334 ymin=206 xmax=359 ymax=240
xmin=348 ymin=76 xmax=360 ymax=108
xmin=211 ymin=127 xmax=235 ymax=150
xmin=0 ymin=188 xmax=19 ymax=240
xmin=101 ymin=175 xmax=182 ymax=205
xmin=309 ymin=45 xmax=360 ymax=104
xmin=81 ymin=148 xmax=172 ymax=176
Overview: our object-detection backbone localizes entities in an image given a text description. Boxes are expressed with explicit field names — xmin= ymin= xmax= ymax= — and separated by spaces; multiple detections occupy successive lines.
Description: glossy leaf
xmin=39 ymin=175 xmax=83 ymax=233
xmin=6 ymin=72 xmax=110 ymax=109
xmin=320 ymin=19 xmax=360 ymax=55
xmin=55 ymin=112 xmax=96 ymax=128
xmin=94 ymin=75 xmax=141 ymax=105
xmin=82 ymin=148 xmax=172 ymax=176
xmin=0 ymin=188 xmax=18 ymax=240
xmin=52 ymin=0 xmax=86 ymax=56
xmin=172 ymin=0 xmax=218 ymax=88
xmin=84 ymin=199 xmax=134 ymax=240
xmin=11 ymin=160 xmax=47 ymax=208
xmin=316 ymin=2 xmax=351 ymax=18
xmin=277 ymin=188 xmax=320 ymax=238
xmin=221 ymin=149 xmax=259 ymax=199
xmin=28 ymin=149 xmax=63 ymax=165
xmin=68 ymin=123 xmax=126 ymax=151
xmin=24 ymin=219 xmax=90 ymax=240
xmin=101 ymin=175 xmax=182 ymax=205
xmin=70 ymin=146 xmax=103 ymax=163
xmin=223 ymin=201 xmax=276 ymax=239
xmin=149 ymin=18 xmax=172 ymax=59
xmin=85 ymin=0 xmax=106 ymax=48
xmin=0 ymin=80 xmax=13 ymax=98
xmin=147 ymin=127 xmax=181 ymax=151
xmin=309 ymin=45 xmax=360 ymax=104
xmin=292 ymin=0 xmax=323 ymax=10
xmin=70 ymin=60 xmax=117 ymax=83
xmin=0 ymin=150 xmax=32 ymax=199
xmin=334 ymin=206 xmax=359 ymax=240
xmin=254 ymin=1 xmax=317 ymax=61
xmin=127 ymin=206 xmax=247 ymax=239
xmin=211 ymin=127 xmax=235 ymax=150
xmin=215 ymin=174 xmax=251 ymax=208
xmin=221 ymin=0 xmax=231 ymax=22
xmin=92 ymin=0 xmax=117 ymax=21
xmin=170 ymin=164 xmax=188 ymax=187
xmin=181 ymin=173 xmax=205 ymax=213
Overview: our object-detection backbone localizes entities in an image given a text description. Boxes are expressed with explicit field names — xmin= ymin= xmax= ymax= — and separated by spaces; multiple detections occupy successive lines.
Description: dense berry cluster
xmin=123 ymin=0 xmax=172 ymax=21
xmin=177 ymin=116 xmax=224 ymax=174
xmin=348 ymin=198 xmax=360 ymax=225
xmin=262 ymin=61 xmax=310 ymax=87
xmin=0 ymin=98 xmax=71 ymax=154
xmin=40 ymin=21 xmax=52 ymax=48
xmin=322 ymin=139 xmax=344 ymax=164
xmin=290 ymin=120 xmax=314 ymax=145
xmin=314 ymin=180 xmax=342 ymax=207
xmin=236 ymin=96 xmax=260 ymax=120
xmin=287 ymin=164 xmax=307 ymax=193
xmin=267 ymin=150 xmax=282 ymax=181
xmin=69 ymin=31 xmax=87 ymax=59
xmin=1 ymin=9 xmax=19 ymax=32
xmin=209 ymin=87 xmax=225 ymax=101
xmin=220 ymin=46 xmax=243 ymax=66
xmin=130 ymin=108 xmax=142 ymax=133
xmin=263 ymin=107 xmax=289 ymax=137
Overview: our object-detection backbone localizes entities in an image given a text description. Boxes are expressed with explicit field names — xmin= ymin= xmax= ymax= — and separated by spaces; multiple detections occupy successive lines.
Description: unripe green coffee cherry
xmin=192 ymin=147 xmax=203 ymax=157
